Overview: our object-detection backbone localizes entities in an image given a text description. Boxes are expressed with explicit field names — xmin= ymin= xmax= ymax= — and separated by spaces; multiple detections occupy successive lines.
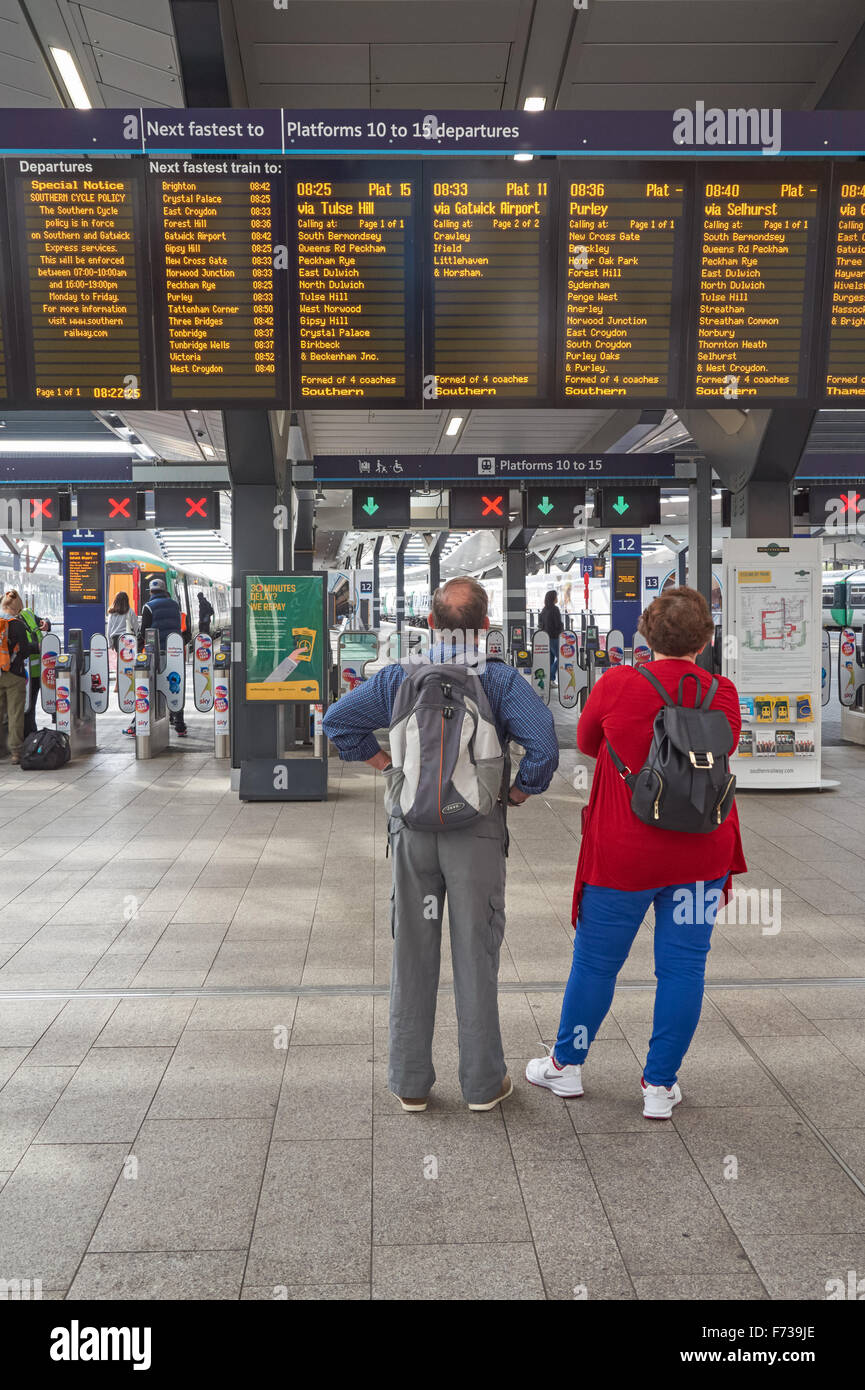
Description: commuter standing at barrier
xmin=107 ymin=592 xmax=137 ymax=661
xmin=537 ymin=588 xmax=564 ymax=682
xmin=197 ymin=590 xmax=214 ymax=636
xmin=322 ymin=578 xmax=559 ymax=1112
xmin=0 ymin=588 xmax=40 ymax=763
xmin=19 ymin=600 xmax=48 ymax=738
xmin=125 ymin=578 xmax=189 ymax=738
xmin=527 ymin=587 xmax=746 ymax=1119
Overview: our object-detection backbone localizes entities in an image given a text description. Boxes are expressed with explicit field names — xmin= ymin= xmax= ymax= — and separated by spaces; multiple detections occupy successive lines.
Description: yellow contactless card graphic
xmin=291 ymin=626 xmax=316 ymax=661
xmin=754 ymin=696 xmax=774 ymax=721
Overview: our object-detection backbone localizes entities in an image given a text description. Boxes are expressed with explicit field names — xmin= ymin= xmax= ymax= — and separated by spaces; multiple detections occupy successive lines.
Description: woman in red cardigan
xmin=527 ymin=587 xmax=746 ymax=1119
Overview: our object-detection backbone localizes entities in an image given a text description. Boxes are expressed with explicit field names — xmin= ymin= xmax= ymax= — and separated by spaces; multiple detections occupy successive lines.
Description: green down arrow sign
xmin=536 ymin=496 xmax=554 ymax=516
xmin=612 ymin=495 xmax=630 ymax=515
xmin=361 ymin=496 xmax=379 ymax=516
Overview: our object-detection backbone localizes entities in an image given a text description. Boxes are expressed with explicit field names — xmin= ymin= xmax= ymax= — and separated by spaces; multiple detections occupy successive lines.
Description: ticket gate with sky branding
xmin=531 ymin=630 xmax=551 ymax=704
xmin=838 ymin=626 xmax=865 ymax=710
xmin=822 ymin=631 xmax=831 ymax=707
xmin=192 ymin=633 xmax=231 ymax=758
xmin=557 ymin=631 xmax=585 ymax=709
xmin=486 ymin=628 xmax=505 ymax=661
xmin=40 ymin=628 xmax=108 ymax=755
xmin=127 ymin=631 xmax=185 ymax=760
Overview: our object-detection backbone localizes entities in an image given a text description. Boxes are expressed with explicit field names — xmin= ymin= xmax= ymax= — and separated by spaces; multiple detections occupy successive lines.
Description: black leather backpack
xmin=606 ymin=667 xmax=736 ymax=834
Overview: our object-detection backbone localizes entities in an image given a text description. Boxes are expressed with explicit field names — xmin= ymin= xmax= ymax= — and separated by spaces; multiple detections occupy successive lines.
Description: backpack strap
xmin=636 ymin=665 xmax=674 ymax=705
xmin=676 ymin=672 xmax=705 ymax=707
xmin=605 ymin=737 xmax=636 ymax=789
xmin=700 ymin=675 xmax=719 ymax=710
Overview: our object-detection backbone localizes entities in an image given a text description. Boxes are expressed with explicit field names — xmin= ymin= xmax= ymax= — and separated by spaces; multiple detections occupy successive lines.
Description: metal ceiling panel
xmin=371 ymin=42 xmax=510 ymax=84
xmin=91 ymin=48 xmax=183 ymax=103
xmin=569 ymin=43 xmax=833 ymax=85
xmin=266 ymin=82 xmax=371 ymax=108
xmin=583 ymin=0 xmax=863 ymax=46
xmin=0 ymin=50 xmax=55 ymax=97
xmin=234 ymin=1 xmax=524 ymax=47
xmin=80 ymin=5 xmax=178 ymax=71
xmin=373 ymin=82 xmax=504 ymax=108
xmin=558 ymin=81 xmax=812 ymax=109
xmin=0 ymin=12 xmax=46 ymax=59
xmin=0 ymin=81 xmax=54 ymax=104
xmin=252 ymin=42 xmax=369 ymax=84
xmin=76 ymin=0 xmax=174 ymax=31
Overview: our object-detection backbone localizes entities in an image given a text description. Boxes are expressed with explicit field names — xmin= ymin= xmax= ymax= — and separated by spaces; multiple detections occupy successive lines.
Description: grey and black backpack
xmin=384 ymin=662 xmax=505 ymax=830
xmin=606 ymin=667 xmax=736 ymax=834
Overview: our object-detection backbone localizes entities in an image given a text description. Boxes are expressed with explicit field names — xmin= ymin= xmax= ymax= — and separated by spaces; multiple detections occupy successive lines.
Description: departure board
xmin=0 ymin=179 xmax=10 ymax=404
xmin=8 ymin=159 xmax=153 ymax=408
xmin=64 ymin=545 xmax=103 ymax=605
xmin=424 ymin=164 xmax=556 ymax=404
xmin=288 ymin=162 xmax=419 ymax=407
xmin=690 ymin=168 xmax=825 ymax=405
xmin=557 ymin=166 xmax=689 ymax=404
xmin=148 ymin=158 xmax=288 ymax=407
xmin=821 ymin=169 xmax=865 ymax=403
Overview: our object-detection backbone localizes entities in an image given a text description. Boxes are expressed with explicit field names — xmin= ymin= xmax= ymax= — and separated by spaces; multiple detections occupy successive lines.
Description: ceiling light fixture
xmin=49 ymin=48 xmax=92 ymax=110
xmin=523 ymin=97 xmax=546 ymax=111
xmin=445 ymin=416 xmax=464 ymax=437
xmin=0 ymin=439 xmax=134 ymax=454
xmin=513 ymin=153 xmax=533 ymax=162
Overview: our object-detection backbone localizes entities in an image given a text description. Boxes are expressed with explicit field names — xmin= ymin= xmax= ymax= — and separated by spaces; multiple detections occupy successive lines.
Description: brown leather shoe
xmin=468 ymin=1074 xmax=514 ymax=1111
xmin=396 ymin=1094 xmax=428 ymax=1112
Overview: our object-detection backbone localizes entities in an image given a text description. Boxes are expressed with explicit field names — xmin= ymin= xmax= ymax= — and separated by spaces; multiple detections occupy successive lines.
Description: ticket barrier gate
xmin=117 ymin=630 xmax=185 ymax=760
xmin=39 ymin=628 xmax=108 ymax=756
xmin=838 ymin=625 xmax=865 ymax=711
xmin=192 ymin=633 xmax=231 ymax=757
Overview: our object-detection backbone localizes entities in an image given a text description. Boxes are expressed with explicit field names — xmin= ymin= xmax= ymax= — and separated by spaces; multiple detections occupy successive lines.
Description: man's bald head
xmin=430 ymin=577 xmax=489 ymax=632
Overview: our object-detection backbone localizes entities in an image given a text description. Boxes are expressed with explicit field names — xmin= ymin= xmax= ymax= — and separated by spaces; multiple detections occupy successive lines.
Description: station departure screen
xmin=64 ymin=545 xmax=103 ymax=605
xmin=289 ymin=163 xmax=419 ymax=406
xmin=148 ymin=159 xmax=287 ymax=407
xmin=558 ymin=168 xmax=688 ymax=404
xmin=8 ymin=160 xmax=152 ymax=407
xmin=425 ymin=165 xmax=556 ymax=403
xmin=822 ymin=171 xmax=865 ymax=402
xmin=690 ymin=169 xmax=824 ymax=404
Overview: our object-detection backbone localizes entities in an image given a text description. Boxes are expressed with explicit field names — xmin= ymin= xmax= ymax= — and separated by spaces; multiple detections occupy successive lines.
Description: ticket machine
xmin=39 ymin=628 xmax=108 ymax=756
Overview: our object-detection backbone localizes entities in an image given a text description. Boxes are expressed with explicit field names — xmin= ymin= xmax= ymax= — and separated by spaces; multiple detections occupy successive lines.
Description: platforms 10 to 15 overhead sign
xmin=0 ymin=156 xmax=863 ymax=409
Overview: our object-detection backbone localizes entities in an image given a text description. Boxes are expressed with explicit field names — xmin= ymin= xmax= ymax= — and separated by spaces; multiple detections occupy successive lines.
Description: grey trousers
xmin=387 ymin=805 xmax=508 ymax=1105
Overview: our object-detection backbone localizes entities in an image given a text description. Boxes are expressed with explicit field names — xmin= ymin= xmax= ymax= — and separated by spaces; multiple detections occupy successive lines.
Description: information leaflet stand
xmin=722 ymin=539 xmax=826 ymax=790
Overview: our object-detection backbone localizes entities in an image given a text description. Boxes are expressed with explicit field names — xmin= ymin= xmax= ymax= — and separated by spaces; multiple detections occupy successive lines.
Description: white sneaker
xmin=641 ymin=1076 xmax=682 ymax=1119
xmin=525 ymin=1048 xmax=584 ymax=1098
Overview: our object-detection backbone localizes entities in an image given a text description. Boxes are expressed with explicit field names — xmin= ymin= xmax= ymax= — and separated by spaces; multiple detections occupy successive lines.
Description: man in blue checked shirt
xmin=323 ymin=577 xmax=558 ymax=1114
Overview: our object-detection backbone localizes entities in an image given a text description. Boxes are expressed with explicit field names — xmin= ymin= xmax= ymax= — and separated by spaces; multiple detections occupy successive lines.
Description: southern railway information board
xmin=424 ymin=164 xmax=555 ymax=404
xmin=0 ymin=155 xmax=862 ymax=408
xmin=288 ymin=162 xmax=419 ymax=406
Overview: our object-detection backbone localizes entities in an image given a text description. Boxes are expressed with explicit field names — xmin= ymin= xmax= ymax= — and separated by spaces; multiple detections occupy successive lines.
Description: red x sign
xmin=481 ymin=495 xmax=504 ymax=517
xmin=185 ymin=496 xmax=207 ymax=518
xmin=31 ymin=497 xmax=53 ymax=520
xmin=840 ymin=491 xmax=862 ymax=512
xmin=108 ymin=496 xmax=131 ymax=519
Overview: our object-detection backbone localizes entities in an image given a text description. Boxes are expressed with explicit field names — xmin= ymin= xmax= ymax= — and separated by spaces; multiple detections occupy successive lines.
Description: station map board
xmin=424 ymin=164 xmax=556 ymax=404
xmin=288 ymin=163 xmax=419 ymax=407
xmin=7 ymin=159 xmax=153 ymax=407
xmin=148 ymin=158 xmax=288 ymax=407
xmin=557 ymin=165 xmax=689 ymax=405
xmin=689 ymin=168 xmax=826 ymax=405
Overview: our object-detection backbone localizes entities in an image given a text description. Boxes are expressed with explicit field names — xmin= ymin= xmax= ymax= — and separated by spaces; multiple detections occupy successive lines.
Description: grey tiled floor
xmin=0 ymin=707 xmax=864 ymax=1298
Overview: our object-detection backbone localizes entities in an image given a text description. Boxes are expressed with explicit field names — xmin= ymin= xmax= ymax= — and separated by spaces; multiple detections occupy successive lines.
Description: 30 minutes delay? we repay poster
xmin=245 ymin=575 xmax=324 ymax=701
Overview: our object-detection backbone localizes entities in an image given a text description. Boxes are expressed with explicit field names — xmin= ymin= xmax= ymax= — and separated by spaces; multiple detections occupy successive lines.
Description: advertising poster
xmin=245 ymin=574 xmax=325 ymax=701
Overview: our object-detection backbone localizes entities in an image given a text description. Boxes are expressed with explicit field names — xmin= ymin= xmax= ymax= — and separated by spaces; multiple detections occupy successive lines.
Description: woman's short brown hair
xmin=637 ymin=586 xmax=714 ymax=658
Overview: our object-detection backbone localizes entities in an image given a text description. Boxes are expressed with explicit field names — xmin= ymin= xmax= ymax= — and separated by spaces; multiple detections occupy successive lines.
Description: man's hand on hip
xmin=367 ymin=749 xmax=392 ymax=772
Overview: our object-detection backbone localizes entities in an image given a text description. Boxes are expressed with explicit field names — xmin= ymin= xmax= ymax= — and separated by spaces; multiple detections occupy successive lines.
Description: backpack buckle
xmin=689 ymin=751 xmax=714 ymax=769
xmin=443 ymin=706 xmax=454 ymax=720
xmin=441 ymin=681 xmax=452 ymax=697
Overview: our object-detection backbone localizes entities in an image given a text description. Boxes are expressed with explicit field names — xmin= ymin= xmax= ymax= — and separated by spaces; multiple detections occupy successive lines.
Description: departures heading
xmin=0 ymin=156 xmax=860 ymax=410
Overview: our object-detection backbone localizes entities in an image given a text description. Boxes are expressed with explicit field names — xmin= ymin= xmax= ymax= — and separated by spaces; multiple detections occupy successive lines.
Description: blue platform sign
xmin=62 ymin=529 xmax=104 ymax=649
xmin=611 ymin=533 xmax=643 ymax=647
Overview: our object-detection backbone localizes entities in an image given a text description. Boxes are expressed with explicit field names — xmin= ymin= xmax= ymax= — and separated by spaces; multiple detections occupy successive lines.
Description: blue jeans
xmin=554 ymin=878 xmax=726 ymax=1086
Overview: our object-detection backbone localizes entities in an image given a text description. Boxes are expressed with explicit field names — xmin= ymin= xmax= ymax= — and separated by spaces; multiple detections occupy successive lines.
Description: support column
xmin=504 ymin=525 xmax=534 ymax=631
xmin=393 ymin=533 xmax=409 ymax=632
xmin=372 ymin=536 xmax=383 ymax=627
xmin=427 ymin=531 xmax=447 ymax=597
xmin=688 ymin=458 xmax=714 ymax=671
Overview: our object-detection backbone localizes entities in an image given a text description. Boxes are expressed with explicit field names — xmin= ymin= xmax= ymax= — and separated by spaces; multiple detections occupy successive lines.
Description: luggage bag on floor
xmin=19 ymin=728 xmax=71 ymax=770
